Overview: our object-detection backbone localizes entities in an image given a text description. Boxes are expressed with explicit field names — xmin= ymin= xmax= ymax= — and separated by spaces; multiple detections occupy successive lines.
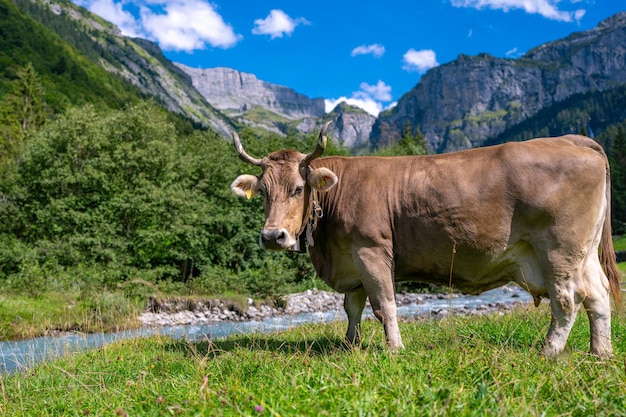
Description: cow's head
xmin=230 ymin=121 xmax=338 ymax=250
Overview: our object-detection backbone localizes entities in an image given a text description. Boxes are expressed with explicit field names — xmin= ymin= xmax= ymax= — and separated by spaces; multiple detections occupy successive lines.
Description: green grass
xmin=0 ymin=292 xmax=142 ymax=341
xmin=2 ymin=305 xmax=626 ymax=416
xmin=241 ymin=105 xmax=291 ymax=124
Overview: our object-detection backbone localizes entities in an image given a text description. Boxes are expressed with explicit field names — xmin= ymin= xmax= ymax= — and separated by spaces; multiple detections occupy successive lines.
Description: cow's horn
xmin=304 ymin=121 xmax=331 ymax=164
xmin=232 ymin=131 xmax=263 ymax=167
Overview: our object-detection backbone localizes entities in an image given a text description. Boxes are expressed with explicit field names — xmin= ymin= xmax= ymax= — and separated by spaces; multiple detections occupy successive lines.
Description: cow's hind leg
xmin=582 ymin=259 xmax=613 ymax=357
xmin=344 ymin=289 xmax=367 ymax=346
xmin=353 ymin=245 xmax=404 ymax=350
xmin=542 ymin=278 xmax=583 ymax=357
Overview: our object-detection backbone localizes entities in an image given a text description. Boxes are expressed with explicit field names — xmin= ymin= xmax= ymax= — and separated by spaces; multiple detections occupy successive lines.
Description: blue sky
xmin=72 ymin=0 xmax=625 ymax=116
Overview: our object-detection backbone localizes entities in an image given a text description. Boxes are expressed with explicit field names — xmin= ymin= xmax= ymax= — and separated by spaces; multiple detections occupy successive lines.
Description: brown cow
xmin=231 ymin=121 xmax=622 ymax=357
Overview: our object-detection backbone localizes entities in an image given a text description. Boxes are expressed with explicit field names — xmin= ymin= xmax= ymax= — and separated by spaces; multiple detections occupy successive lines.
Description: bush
xmin=0 ymin=102 xmax=323 ymax=296
xmin=81 ymin=291 xmax=137 ymax=325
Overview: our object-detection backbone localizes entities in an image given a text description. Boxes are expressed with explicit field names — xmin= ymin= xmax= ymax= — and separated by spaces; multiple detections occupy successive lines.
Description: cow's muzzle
xmin=259 ymin=228 xmax=295 ymax=250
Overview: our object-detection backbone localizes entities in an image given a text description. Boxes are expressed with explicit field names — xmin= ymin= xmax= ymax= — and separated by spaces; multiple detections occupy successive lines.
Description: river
xmin=0 ymin=287 xmax=531 ymax=373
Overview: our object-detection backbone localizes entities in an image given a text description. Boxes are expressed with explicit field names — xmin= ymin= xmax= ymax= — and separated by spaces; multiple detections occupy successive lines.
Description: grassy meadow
xmin=0 ymin=236 xmax=624 ymax=415
xmin=1 ymin=304 xmax=626 ymax=416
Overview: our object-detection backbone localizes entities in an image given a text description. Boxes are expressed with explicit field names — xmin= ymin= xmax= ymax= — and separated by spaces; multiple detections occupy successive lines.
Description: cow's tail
xmin=600 ymin=151 xmax=622 ymax=312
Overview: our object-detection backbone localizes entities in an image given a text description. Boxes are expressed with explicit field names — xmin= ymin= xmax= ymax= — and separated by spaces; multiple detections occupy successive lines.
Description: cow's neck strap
xmin=292 ymin=188 xmax=323 ymax=253
xmin=306 ymin=189 xmax=323 ymax=246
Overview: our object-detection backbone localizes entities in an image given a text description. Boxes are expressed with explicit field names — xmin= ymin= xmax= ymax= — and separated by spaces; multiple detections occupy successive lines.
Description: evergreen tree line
xmin=599 ymin=124 xmax=626 ymax=235
xmin=486 ymin=85 xmax=626 ymax=146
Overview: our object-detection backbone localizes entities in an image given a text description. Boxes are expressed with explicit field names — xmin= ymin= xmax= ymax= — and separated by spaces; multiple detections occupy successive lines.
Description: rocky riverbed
xmin=139 ymin=285 xmax=531 ymax=328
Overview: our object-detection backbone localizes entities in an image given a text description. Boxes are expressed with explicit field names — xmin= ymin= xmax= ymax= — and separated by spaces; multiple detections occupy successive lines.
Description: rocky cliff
xmin=325 ymin=103 xmax=376 ymax=149
xmin=176 ymin=64 xmax=379 ymax=146
xmin=120 ymin=39 xmax=233 ymax=135
xmin=175 ymin=64 xmax=325 ymax=120
xmin=371 ymin=12 xmax=626 ymax=153
xmin=288 ymin=103 xmax=375 ymax=150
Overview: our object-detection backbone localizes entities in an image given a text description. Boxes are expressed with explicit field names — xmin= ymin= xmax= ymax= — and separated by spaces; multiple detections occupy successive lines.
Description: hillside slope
xmin=0 ymin=0 xmax=139 ymax=112
xmin=5 ymin=0 xmax=233 ymax=135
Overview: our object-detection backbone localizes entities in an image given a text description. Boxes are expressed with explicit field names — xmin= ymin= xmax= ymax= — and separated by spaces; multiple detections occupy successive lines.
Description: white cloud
xmin=325 ymin=80 xmax=395 ymax=117
xmin=573 ymin=9 xmax=586 ymax=22
xmin=355 ymin=80 xmax=392 ymax=102
xmin=140 ymin=0 xmax=242 ymax=51
xmin=505 ymin=47 xmax=520 ymax=57
xmin=351 ymin=44 xmax=385 ymax=58
xmin=450 ymin=0 xmax=585 ymax=22
xmin=87 ymin=0 xmax=141 ymax=37
xmin=76 ymin=0 xmax=241 ymax=51
xmin=252 ymin=9 xmax=309 ymax=39
xmin=402 ymin=49 xmax=439 ymax=73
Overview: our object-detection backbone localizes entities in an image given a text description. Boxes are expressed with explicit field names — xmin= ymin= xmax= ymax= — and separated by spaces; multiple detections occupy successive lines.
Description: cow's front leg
xmin=344 ymin=289 xmax=367 ymax=345
xmin=353 ymin=245 xmax=404 ymax=351
xmin=368 ymin=288 xmax=403 ymax=351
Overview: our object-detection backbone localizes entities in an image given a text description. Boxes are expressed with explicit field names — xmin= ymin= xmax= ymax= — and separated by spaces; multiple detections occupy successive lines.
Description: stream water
xmin=0 ymin=287 xmax=532 ymax=373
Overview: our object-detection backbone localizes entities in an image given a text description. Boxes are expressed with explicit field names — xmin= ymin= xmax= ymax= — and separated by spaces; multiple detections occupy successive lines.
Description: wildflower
xmin=255 ymin=405 xmax=264 ymax=413
xmin=157 ymin=396 xmax=164 ymax=404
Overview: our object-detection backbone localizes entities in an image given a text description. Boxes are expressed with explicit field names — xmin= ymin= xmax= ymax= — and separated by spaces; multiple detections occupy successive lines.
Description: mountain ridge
xmin=4 ymin=0 xmax=626 ymax=153
xmin=371 ymin=12 xmax=626 ymax=153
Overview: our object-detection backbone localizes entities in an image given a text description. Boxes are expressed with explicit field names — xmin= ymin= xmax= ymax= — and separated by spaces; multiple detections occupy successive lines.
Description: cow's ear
xmin=231 ymin=175 xmax=259 ymax=199
xmin=307 ymin=167 xmax=338 ymax=192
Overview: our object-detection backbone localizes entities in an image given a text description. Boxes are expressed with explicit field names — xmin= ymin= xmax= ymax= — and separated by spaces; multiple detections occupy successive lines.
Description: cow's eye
xmin=291 ymin=186 xmax=304 ymax=197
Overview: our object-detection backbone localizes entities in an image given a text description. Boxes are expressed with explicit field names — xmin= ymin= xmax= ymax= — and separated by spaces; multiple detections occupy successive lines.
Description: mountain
xmin=175 ymin=65 xmax=325 ymax=121
xmin=324 ymin=103 xmax=375 ymax=150
xmin=5 ymin=0 xmax=626 ymax=153
xmin=371 ymin=12 xmax=626 ymax=153
xmin=4 ymin=0 xmax=233 ymax=136
xmin=176 ymin=64 xmax=379 ymax=146
xmin=107 ymin=38 xmax=233 ymax=135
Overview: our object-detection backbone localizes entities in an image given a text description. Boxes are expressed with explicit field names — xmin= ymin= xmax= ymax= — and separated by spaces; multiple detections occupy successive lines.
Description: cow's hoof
xmin=590 ymin=347 xmax=613 ymax=359
xmin=540 ymin=343 xmax=562 ymax=358
xmin=388 ymin=342 xmax=405 ymax=352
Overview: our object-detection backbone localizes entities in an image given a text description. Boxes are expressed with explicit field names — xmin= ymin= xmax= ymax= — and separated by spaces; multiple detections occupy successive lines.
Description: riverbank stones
xmin=138 ymin=285 xmax=530 ymax=328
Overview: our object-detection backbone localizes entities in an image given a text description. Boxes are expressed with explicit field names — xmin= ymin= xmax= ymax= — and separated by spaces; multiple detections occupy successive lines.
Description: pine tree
xmin=578 ymin=126 xmax=589 ymax=137
xmin=610 ymin=127 xmax=626 ymax=234
xmin=399 ymin=121 xmax=428 ymax=155
xmin=0 ymin=63 xmax=46 ymax=170
xmin=11 ymin=62 xmax=46 ymax=133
